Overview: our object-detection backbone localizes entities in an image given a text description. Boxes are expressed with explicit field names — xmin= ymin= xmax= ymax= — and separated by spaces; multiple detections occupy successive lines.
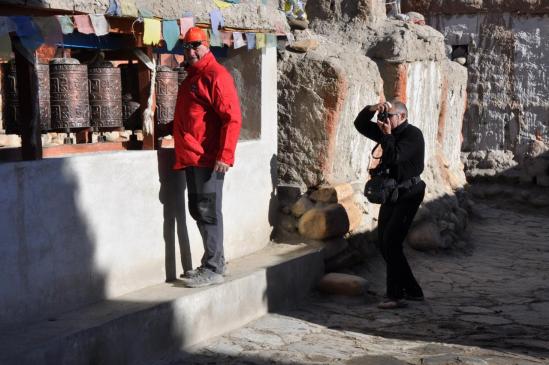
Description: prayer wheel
xmin=155 ymin=66 xmax=178 ymax=125
xmin=2 ymin=61 xmax=50 ymax=133
xmin=50 ymin=58 xmax=90 ymax=130
xmin=122 ymin=93 xmax=141 ymax=131
xmin=3 ymin=60 xmax=19 ymax=134
xmin=88 ymin=61 xmax=123 ymax=129
xmin=36 ymin=63 xmax=51 ymax=131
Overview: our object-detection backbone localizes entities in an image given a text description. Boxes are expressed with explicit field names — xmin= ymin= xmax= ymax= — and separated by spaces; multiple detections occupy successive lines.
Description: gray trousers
xmin=176 ymin=166 xmax=225 ymax=274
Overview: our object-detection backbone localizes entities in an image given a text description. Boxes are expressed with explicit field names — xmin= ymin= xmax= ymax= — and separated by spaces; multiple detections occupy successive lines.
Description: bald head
xmin=389 ymin=99 xmax=408 ymax=119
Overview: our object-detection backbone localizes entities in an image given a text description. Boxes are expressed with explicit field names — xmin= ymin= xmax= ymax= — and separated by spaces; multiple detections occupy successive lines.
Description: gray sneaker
xmin=180 ymin=267 xmax=203 ymax=279
xmin=181 ymin=268 xmax=224 ymax=288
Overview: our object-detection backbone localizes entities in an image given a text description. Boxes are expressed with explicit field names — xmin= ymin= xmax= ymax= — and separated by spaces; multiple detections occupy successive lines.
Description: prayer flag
xmin=213 ymin=0 xmax=232 ymax=9
xmin=162 ymin=20 xmax=179 ymax=51
xmin=233 ymin=32 xmax=245 ymax=49
xmin=208 ymin=29 xmax=222 ymax=47
xmin=106 ymin=0 xmax=122 ymax=16
xmin=143 ymin=18 xmax=161 ymax=45
xmin=266 ymin=34 xmax=277 ymax=48
xmin=209 ymin=9 xmax=224 ymax=36
xmin=246 ymin=33 xmax=255 ymax=50
xmin=179 ymin=16 xmax=194 ymax=37
xmin=73 ymin=15 xmax=94 ymax=34
xmin=90 ymin=14 xmax=110 ymax=36
xmin=56 ymin=15 xmax=74 ymax=35
xmin=220 ymin=31 xmax=232 ymax=47
xmin=255 ymin=33 xmax=265 ymax=49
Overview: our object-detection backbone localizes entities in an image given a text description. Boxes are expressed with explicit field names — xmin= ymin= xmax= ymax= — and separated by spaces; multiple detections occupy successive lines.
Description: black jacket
xmin=354 ymin=106 xmax=425 ymax=184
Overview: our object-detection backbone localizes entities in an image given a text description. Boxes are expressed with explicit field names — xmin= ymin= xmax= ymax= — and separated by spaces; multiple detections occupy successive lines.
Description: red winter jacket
xmin=172 ymin=51 xmax=242 ymax=170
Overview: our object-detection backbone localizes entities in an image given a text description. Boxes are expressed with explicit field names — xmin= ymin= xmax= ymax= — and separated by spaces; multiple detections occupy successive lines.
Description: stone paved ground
xmin=163 ymin=199 xmax=549 ymax=365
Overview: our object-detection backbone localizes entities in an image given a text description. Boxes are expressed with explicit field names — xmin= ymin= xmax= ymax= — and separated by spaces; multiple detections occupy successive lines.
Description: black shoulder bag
xmin=364 ymin=143 xmax=399 ymax=204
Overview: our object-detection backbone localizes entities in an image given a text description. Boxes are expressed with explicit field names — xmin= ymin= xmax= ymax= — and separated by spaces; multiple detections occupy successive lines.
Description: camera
xmin=377 ymin=111 xmax=388 ymax=122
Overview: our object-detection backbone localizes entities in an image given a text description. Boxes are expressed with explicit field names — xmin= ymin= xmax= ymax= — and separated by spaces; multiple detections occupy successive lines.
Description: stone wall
xmin=401 ymin=1 xmax=549 ymax=186
xmin=426 ymin=13 xmax=549 ymax=155
xmin=277 ymin=3 xmax=470 ymax=250
xmin=402 ymin=0 xmax=549 ymax=14
xmin=1 ymin=0 xmax=288 ymax=31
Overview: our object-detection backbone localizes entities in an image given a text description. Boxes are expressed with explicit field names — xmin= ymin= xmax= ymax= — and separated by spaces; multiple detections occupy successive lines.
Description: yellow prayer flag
xmin=213 ymin=0 xmax=233 ymax=9
xmin=255 ymin=33 xmax=265 ymax=49
xmin=143 ymin=18 xmax=161 ymax=46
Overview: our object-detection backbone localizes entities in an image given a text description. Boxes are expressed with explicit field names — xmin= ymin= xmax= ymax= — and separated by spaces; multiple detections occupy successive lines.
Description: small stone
xmin=287 ymin=18 xmax=309 ymax=30
xmin=454 ymin=57 xmax=466 ymax=65
xmin=288 ymin=39 xmax=319 ymax=53
xmin=291 ymin=195 xmax=314 ymax=217
xmin=298 ymin=199 xmax=362 ymax=239
xmin=407 ymin=221 xmax=442 ymax=251
xmin=322 ymin=238 xmax=349 ymax=260
xmin=421 ymin=354 xmax=488 ymax=365
xmin=309 ymin=183 xmax=354 ymax=203
xmin=317 ymin=273 xmax=368 ymax=296
xmin=279 ymin=214 xmax=297 ymax=232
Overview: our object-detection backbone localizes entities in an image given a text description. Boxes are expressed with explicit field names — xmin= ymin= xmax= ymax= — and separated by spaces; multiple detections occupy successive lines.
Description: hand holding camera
xmin=369 ymin=102 xmax=393 ymax=135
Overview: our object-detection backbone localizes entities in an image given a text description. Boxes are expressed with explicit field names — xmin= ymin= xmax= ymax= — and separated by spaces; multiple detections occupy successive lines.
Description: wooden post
xmin=137 ymin=46 xmax=155 ymax=150
xmin=11 ymin=35 xmax=42 ymax=160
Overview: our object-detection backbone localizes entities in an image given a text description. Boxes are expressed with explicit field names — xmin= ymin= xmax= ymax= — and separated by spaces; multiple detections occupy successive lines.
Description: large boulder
xmin=278 ymin=37 xmax=382 ymax=188
xmin=367 ymin=21 xmax=446 ymax=63
xmin=307 ymin=0 xmax=386 ymax=27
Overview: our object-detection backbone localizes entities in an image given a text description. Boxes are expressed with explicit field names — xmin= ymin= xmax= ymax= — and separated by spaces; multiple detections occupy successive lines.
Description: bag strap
xmin=370 ymin=143 xmax=381 ymax=159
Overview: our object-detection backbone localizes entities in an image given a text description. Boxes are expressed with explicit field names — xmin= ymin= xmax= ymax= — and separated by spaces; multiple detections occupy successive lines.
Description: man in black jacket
xmin=354 ymin=100 xmax=426 ymax=309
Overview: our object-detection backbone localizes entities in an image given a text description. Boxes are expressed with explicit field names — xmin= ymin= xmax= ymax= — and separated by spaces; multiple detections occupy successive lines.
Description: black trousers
xmin=177 ymin=166 xmax=225 ymax=274
xmin=378 ymin=182 xmax=425 ymax=300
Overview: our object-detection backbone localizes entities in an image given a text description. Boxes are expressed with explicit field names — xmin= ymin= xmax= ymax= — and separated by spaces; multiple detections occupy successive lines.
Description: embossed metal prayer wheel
xmin=88 ymin=61 xmax=123 ymax=129
xmin=2 ymin=61 xmax=50 ymax=133
xmin=36 ymin=63 xmax=51 ymax=131
xmin=50 ymin=58 xmax=90 ymax=131
xmin=4 ymin=60 xmax=19 ymax=134
xmin=155 ymin=66 xmax=178 ymax=125
xmin=122 ymin=93 xmax=141 ymax=131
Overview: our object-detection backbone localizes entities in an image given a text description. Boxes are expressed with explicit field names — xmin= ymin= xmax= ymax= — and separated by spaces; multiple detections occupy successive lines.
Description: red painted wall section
xmin=393 ymin=63 xmax=408 ymax=103
xmin=322 ymin=69 xmax=348 ymax=182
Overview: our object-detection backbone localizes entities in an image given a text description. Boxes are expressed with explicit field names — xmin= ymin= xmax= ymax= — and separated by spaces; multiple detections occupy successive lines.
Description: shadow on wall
xmin=269 ymin=153 xmax=279 ymax=240
xmin=0 ymin=158 xmax=107 ymax=328
xmin=157 ymin=148 xmax=192 ymax=281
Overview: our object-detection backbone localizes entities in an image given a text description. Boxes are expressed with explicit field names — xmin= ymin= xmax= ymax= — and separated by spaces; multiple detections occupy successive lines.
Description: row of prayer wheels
xmin=2 ymin=58 xmax=187 ymax=136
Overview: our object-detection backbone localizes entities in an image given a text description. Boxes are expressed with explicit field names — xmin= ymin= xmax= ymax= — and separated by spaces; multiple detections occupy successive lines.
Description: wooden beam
xmin=11 ymin=35 xmax=43 ymax=161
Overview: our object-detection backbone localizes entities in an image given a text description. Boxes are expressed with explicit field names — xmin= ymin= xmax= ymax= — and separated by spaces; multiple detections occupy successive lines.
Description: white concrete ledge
xmin=0 ymin=243 xmax=324 ymax=365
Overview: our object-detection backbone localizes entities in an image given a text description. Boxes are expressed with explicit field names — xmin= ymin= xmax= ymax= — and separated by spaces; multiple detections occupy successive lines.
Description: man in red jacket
xmin=170 ymin=27 xmax=242 ymax=288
